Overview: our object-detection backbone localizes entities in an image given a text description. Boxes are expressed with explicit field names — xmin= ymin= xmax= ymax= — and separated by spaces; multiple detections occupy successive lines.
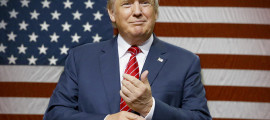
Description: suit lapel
xmin=99 ymin=37 xmax=121 ymax=113
xmin=142 ymin=36 xmax=168 ymax=85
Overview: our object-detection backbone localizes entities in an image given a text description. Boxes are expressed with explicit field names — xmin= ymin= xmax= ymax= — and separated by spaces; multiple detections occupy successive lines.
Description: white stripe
xmin=159 ymin=37 xmax=270 ymax=56
xmin=202 ymin=69 xmax=270 ymax=87
xmin=0 ymin=65 xmax=63 ymax=83
xmin=125 ymin=61 xmax=137 ymax=74
xmin=1 ymin=97 xmax=270 ymax=119
xmin=0 ymin=97 xmax=49 ymax=114
xmin=120 ymin=104 xmax=128 ymax=111
xmin=128 ymin=66 xmax=139 ymax=75
xmin=208 ymin=101 xmax=270 ymax=119
xmin=1 ymin=66 xmax=270 ymax=88
xmin=158 ymin=7 xmax=270 ymax=25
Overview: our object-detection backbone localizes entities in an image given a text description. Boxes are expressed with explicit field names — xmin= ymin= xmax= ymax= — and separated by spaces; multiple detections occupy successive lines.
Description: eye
xmin=122 ymin=2 xmax=132 ymax=7
xmin=141 ymin=1 xmax=151 ymax=7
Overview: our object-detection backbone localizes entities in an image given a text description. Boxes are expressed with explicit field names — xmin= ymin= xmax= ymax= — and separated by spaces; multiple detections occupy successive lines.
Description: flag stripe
xmin=205 ymin=86 xmax=270 ymax=102
xmin=0 ymin=114 xmax=262 ymax=120
xmin=0 ymin=82 xmax=56 ymax=97
xmin=2 ymin=66 xmax=270 ymax=87
xmin=0 ymin=114 xmax=43 ymax=120
xmin=202 ymin=69 xmax=270 ymax=87
xmin=160 ymin=37 xmax=270 ymax=56
xmin=154 ymin=23 xmax=270 ymax=39
xmin=0 ymin=65 xmax=63 ymax=83
xmin=199 ymin=54 xmax=270 ymax=70
xmin=208 ymin=101 xmax=270 ymax=119
xmin=1 ymin=82 xmax=269 ymax=102
xmin=158 ymin=7 xmax=270 ymax=24
xmin=1 ymin=98 xmax=270 ymax=119
xmin=159 ymin=0 xmax=270 ymax=8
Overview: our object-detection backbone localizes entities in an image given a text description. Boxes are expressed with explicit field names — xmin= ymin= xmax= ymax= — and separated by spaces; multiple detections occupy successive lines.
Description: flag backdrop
xmin=0 ymin=0 xmax=270 ymax=119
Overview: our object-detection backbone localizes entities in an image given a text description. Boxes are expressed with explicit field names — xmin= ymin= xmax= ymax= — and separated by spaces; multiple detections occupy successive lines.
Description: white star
xmin=48 ymin=56 xmax=58 ymax=65
xmin=93 ymin=11 xmax=103 ymax=21
xmin=41 ymin=0 xmax=50 ymax=8
xmin=62 ymin=21 xmax=71 ymax=32
xmin=38 ymin=44 xmax=48 ymax=55
xmin=84 ymin=0 xmax=94 ymax=9
xmin=71 ymin=33 xmax=81 ymax=43
xmin=17 ymin=44 xmax=27 ymax=54
xmin=0 ymin=0 xmax=8 ymax=7
xmin=28 ymin=55 xmax=38 ymax=65
xmin=50 ymin=32 xmax=59 ymax=42
xmin=30 ymin=10 xmax=40 ymax=20
xmin=83 ymin=22 xmax=92 ymax=32
xmin=51 ymin=10 xmax=61 ymax=20
xmin=7 ymin=31 xmax=17 ymax=41
xmin=29 ymin=32 xmax=38 ymax=42
xmin=92 ymin=33 xmax=102 ymax=43
xmin=18 ymin=20 xmax=28 ymax=30
xmin=72 ymin=10 xmax=82 ymax=20
xmin=63 ymin=0 xmax=73 ymax=9
xmin=20 ymin=0 xmax=30 ymax=7
xmin=9 ymin=9 xmax=19 ymax=19
xmin=0 ymin=20 xmax=7 ymax=29
xmin=0 ymin=43 xmax=7 ymax=53
xmin=59 ymin=45 xmax=69 ymax=55
xmin=40 ymin=21 xmax=49 ymax=31
xmin=8 ymin=55 xmax=17 ymax=64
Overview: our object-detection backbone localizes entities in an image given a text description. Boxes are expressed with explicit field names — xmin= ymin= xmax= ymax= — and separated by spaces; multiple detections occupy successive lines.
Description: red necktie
xmin=120 ymin=46 xmax=141 ymax=112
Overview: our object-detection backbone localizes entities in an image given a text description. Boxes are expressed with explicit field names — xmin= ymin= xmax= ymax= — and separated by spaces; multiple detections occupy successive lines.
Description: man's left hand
xmin=120 ymin=70 xmax=153 ymax=117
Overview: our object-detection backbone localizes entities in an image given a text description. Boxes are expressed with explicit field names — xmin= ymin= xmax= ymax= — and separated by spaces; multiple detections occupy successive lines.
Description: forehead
xmin=115 ymin=0 xmax=152 ymax=3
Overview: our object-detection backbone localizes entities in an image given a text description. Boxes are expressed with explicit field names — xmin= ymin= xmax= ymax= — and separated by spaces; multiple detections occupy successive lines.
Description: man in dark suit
xmin=44 ymin=0 xmax=211 ymax=119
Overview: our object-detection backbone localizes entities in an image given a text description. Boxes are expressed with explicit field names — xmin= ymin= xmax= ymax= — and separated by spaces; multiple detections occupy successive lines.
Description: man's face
xmin=108 ymin=0 xmax=157 ymax=39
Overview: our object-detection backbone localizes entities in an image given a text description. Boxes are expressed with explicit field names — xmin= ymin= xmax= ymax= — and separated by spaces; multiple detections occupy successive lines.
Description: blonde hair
xmin=107 ymin=0 xmax=159 ymax=27
xmin=107 ymin=0 xmax=159 ymax=13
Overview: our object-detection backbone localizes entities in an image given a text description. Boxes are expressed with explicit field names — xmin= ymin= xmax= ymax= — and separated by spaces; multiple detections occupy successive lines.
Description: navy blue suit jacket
xmin=44 ymin=35 xmax=211 ymax=120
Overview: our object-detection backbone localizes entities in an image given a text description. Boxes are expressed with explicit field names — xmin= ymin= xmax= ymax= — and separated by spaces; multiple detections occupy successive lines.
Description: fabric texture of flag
xmin=0 ymin=0 xmax=270 ymax=120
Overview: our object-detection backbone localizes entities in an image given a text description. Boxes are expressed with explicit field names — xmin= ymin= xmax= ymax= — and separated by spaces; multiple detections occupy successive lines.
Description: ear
xmin=107 ymin=9 xmax=116 ymax=22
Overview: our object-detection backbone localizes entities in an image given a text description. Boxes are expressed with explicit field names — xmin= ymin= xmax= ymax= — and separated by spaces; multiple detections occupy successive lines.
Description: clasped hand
xmin=106 ymin=70 xmax=153 ymax=120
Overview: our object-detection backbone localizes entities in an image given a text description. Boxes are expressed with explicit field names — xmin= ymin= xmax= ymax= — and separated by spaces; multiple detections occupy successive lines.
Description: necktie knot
xmin=128 ymin=46 xmax=141 ymax=56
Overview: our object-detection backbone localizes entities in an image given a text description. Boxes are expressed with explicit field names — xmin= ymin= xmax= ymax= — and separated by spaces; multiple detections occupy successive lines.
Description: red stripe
xmin=154 ymin=23 xmax=270 ymax=39
xmin=0 ymin=82 xmax=56 ymax=97
xmin=114 ymin=23 xmax=270 ymax=39
xmin=0 ymin=114 xmax=259 ymax=120
xmin=205 ymin=86 xmax=270 ymax=102
xmin=0 ymin=114 xmax=43 ymax=120
xmin=1 ymin=82 xmax=270 ymax=102
xmin=159 ymin=0 xmax=270 ymax=8
xmin=199 ymin=54 xmax=270 ymax=70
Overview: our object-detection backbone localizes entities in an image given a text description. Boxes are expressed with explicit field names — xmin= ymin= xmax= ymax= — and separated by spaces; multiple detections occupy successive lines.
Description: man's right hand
xmin=106 ymin=111 xmax=145 ymax=120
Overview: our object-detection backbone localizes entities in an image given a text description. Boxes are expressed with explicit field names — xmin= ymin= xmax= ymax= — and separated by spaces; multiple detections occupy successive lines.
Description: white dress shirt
xmin=117 ymin=34 xmax=155 ymax=120
xmin=104 ymin=34 xmax=155 ymax=120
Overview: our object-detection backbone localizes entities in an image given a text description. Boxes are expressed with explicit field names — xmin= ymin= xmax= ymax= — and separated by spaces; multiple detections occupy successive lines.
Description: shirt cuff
xmin=104 ymin=114 xmax=109 ymax=120
xmin=144 ymin=97 xmax=155 ymax=120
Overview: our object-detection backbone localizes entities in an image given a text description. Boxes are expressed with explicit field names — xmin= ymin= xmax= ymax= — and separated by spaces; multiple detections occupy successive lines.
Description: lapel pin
xmin=157 ymin=57 xmax=163 ymax=62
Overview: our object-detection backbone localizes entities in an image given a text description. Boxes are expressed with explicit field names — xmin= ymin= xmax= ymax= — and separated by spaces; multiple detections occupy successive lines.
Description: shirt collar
xmin=117 ymin=34 xmax=153 ymax=58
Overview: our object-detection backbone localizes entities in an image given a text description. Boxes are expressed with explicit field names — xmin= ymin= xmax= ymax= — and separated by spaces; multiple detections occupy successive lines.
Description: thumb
xmin=141 ymin=70 xmax=149 ymax=84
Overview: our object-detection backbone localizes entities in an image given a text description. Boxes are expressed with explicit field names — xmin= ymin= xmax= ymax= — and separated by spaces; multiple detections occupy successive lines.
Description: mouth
xmin=130 ymin=20 xmax=146 ymax=25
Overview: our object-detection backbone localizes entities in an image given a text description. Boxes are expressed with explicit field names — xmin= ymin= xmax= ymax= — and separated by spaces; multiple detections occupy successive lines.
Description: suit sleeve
xmin=152 ymin=55 xmax=212 ymax=120
xmin=43 ymin=49 xmax=107 ymax=120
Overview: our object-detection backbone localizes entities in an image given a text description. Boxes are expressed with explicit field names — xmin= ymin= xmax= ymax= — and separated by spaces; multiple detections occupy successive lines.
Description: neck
xmin=119 ymin=33 xmax=152 ymax=46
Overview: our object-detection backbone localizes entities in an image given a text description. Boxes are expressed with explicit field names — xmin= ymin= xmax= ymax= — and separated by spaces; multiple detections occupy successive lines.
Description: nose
xmin=133 ymin=2 xmax=142 ymax=17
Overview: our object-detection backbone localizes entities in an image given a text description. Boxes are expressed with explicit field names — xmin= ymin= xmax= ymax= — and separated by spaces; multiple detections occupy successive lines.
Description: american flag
xmin=0 ymin=0 xmax=113 ymax=65
xmin=1 ymin=0 xmax=270 ymax=120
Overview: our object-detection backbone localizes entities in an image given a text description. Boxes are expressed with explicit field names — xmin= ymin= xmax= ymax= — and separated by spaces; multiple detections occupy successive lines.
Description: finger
xmin=140 ymin=70 xmax=149 ymax=85
xmin=122 ymin=79 xmax=137 ymax=93
xmin=121 ymin=84 xmax=132 ymax=97
xmin=120 ymin=90 xmax=131 ymax=102
xmin=123 ymin=74 xmax=142 ymax=87
xmin=125 ymin=112 xmax=140 ymax=120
